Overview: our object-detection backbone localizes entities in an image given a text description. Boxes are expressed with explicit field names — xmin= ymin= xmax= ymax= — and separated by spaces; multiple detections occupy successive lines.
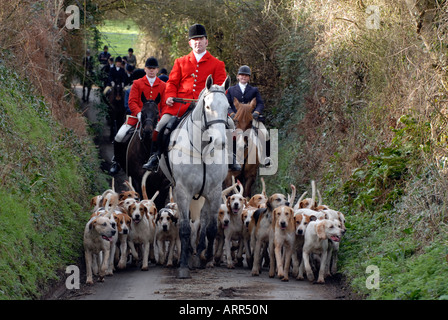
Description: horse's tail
xmin=141 ymin=171 xmax=150 ymax=200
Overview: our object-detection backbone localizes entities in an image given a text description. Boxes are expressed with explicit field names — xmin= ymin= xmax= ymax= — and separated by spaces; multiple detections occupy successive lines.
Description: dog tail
xmin=307 ymin=180 xmax=316 ymax=209
xmin=288 ymin=184 xmax=296 ymax=207
xmin=294 ymin=191 xmax=308 ymax=211
xmin=124 ymin=177 xmax=136 ymax=192
xmin=222 ymin=182 xmax=238 ymax=203
xmin=317 ymin=189 xmax=323 ymax=206
xmin=141 ymin=171 xmax=150 ymax=200
xmin=260 ymin=177 xmax=267 ymax=198
xmin=150 ymin=190 xmax=160 ymax=202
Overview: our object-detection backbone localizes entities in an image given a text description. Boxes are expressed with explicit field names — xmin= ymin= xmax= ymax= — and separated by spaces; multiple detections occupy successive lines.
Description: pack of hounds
xmin=84 ymin=174 xmax=346 ymax=285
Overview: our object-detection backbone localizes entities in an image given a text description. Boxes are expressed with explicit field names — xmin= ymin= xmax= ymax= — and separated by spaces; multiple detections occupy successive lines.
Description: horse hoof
xmin=191 ymin=255 xmax=201 ymax=269
xmin=177 ymin=267 xmax=191 ymax=279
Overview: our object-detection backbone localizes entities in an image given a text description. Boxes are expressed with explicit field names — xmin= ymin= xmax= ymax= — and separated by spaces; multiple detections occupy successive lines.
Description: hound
xmin=251 ymin=191 xmax=289 ymax=277
xmin=127 ymin=201 xmax=152 ymax=271
xmin=223 ymin=181 xmax=246 ymax=268
xmin=83 ymin=215 xmax=116 ymax=284
xmin=302 ymin=219 xmax=343 ymax=283
xmin=113 ymin=213 xmax=132 ymax=269
xmin=155 ymin=208 xmax=180 ymax=267
xmin=214 ymin=182 xmax=239 ymax=265
xmin=247 ymin=177 xmax=268 ymax=208
xmin=241 ymin=205 xmax=258 ymax=268
xmin=272 ymin=205 xmax=295 ymax=281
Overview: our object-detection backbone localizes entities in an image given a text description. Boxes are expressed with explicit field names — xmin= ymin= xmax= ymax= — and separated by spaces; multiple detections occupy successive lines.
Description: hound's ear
xmin=89 ymin=220 xmax=96 ymax=230
xmin=310 ymin=215 xmax=317 ymax=222
xmin=226 ymin=196 xmax=231 ymax=208
xmin=170 ymin=212 xmax=178 ymax=224
xmin=316 ymin=221 xmax=327 ymax=240
xmin=155 ymin=211 xmax=161 ymax=223
xmin=267 ymin=196 xmax=273 ymax=210
xmin=155 ymin=93 xmax=161 ymax=105
xmin=222 ymin=75 xmax=231 ymax=91
xmin=206 ymin=74 xmax=213 ymax=90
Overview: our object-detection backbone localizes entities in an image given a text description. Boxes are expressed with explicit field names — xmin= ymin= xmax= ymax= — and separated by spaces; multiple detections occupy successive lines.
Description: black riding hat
xmin=114 ymin=56 xmax=122 ymax=63
xmin=238 ymin=65 xmax=251 ymax=76
xmin=145 ymin=57 xmax=159 ymax=68
xmin=189 ymin=24 xmax=207 ymax=39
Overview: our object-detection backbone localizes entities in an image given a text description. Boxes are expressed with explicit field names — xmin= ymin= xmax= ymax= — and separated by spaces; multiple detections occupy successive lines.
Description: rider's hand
xmin=137 ymin=112 xmax=141 ymax=121
xmin=252 ymin=111 xmax=260 ymax=120
xmin=166 ymin=97 xmax=174 ymax=107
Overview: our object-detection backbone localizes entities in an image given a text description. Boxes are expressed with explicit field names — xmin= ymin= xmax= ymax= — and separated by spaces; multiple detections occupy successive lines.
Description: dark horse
xmin=115 ymin=93 xmax=170 ymax=209
xmin=107 ymin=82 xmax=126 ymax=141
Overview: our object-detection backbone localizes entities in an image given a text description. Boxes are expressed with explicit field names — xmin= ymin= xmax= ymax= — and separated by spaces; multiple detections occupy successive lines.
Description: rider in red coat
xmin=109 ymin=57 xmax=166 ymax=175
xmin=143 ymin=24 xmax=240 ymax=172
xmin=127 ymin=58 xmax=166 ymax=126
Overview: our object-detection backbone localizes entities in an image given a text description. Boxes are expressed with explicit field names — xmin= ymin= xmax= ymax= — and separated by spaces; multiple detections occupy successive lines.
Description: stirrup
xmin=142 ymin=154 xmax=159 ymax=171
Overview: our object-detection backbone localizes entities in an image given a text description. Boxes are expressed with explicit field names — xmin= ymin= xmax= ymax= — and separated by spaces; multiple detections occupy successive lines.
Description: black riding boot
xmin=229 ymin=138 xmax=241 ymax=171
xmin=229 ymin=153 xmax=242 ymax=171
xmin=142 ymin=142 xmax=160 ymax=171
xmin=109 ymin=141 xmax=124 ymax=175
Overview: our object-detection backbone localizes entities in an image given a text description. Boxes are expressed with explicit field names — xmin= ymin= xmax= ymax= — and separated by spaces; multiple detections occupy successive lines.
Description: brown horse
xmin=116 ymin=94 xmax=170 ymax=209
xmin=224 ymin=97 xmax=260 ymax=197
xmin=107 ymin=82 xmax=126 ymax=141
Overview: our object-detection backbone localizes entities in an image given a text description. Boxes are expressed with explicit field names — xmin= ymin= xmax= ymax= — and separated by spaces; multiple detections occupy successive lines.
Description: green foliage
xmin=0 ymin=65 xmax=108 ymax=299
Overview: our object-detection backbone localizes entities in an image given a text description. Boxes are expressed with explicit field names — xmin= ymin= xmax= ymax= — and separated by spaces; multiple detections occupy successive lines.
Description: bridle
xmin=193 ymin=87 xmax=230 ymax=130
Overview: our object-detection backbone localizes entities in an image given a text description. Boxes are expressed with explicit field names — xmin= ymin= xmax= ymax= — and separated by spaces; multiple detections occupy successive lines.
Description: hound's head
xmin=114 ymin=213 xmax=132 ymax=235
xmin=128 ymin=202 xmax=148 ymax=224
xmin=119 ymin=190 xmax=140 ymax=202
xmin=267 ymin=193 xmax=288 ymax=211
xmin=273 ymin=205 xmax=294 ymax=231
xmin=315 ymin=219 xmax=343 ymax=242
xmin=89 ymin=216 xmax=116 ymax=241
xmin=156 ymin=208 xmax=177 ymax=232
xmin=226 ymin=193 xmax=246 ymax=215
xmin=248 ymin=193 xmax=267 ymax=208
xmin=218 ymin=203 xmax=231 ymax=229
xmin=294 ymin=213 xmax=316 ymax=236
xmin=241 ymin=206 xmax=257 ymax=229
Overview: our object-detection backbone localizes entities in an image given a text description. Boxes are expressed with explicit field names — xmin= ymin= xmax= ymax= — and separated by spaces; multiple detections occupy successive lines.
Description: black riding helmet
xmin=145 ymin=57 xmax=159 ymax=68
xmin=238 ymin=65 xmax=251 ymax=76
xmin=189 ymin=24 xmax=207 ymax=39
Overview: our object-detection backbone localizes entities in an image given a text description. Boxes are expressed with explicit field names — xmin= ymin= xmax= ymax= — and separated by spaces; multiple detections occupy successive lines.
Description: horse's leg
xmin=175 ymin=188 xmax=192 ymax=279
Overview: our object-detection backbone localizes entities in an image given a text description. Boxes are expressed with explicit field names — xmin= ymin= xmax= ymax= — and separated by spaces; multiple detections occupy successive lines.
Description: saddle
xmin=158 ymin=103 xmax=196 ymax=155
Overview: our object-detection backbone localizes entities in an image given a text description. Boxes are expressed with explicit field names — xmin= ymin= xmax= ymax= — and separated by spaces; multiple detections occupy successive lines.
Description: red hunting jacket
xmin=128 ymin=76 xmax=166 ymax=126
xmin=164 ymin=51 xmax=227 ymax=117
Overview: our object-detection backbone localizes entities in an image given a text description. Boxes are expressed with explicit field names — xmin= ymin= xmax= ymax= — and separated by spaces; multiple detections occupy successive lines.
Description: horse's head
xmin=140 ymin=93 xmax=160 ymax=142
xmin=199 ymin=75 xmax=231 ymax=149
xmin=233 ymin=97 xmax=256 ymax=131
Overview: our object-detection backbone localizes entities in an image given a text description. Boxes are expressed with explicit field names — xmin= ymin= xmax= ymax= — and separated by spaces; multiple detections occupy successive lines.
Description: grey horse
xmin=159 ymin=75 xmax=231 ymax=278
